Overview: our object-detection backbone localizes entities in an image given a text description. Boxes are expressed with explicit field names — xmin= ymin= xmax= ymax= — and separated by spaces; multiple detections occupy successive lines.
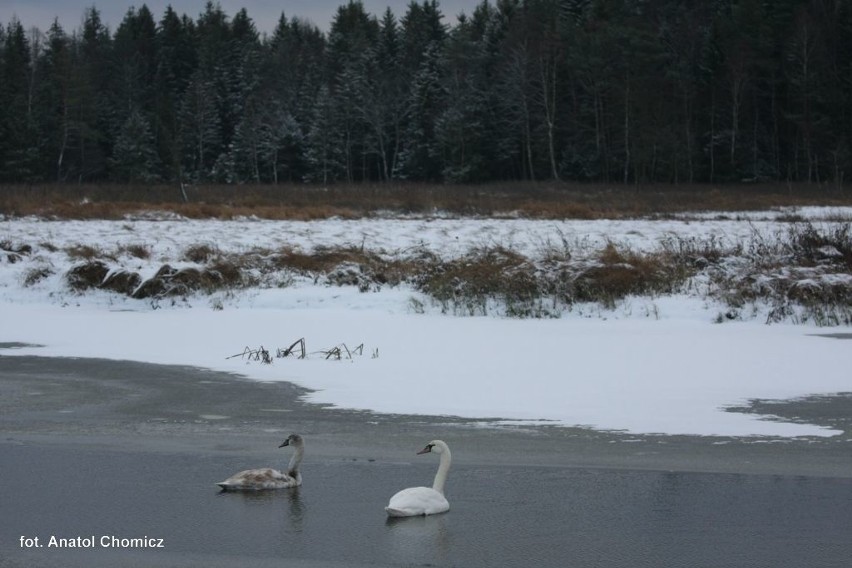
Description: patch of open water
xmin=2 ymin=444 xmax=850 ymax=567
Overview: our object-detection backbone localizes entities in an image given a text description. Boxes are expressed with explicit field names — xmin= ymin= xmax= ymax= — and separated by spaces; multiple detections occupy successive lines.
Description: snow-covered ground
xmin=2 ymin=207 xmax=851 ymax=438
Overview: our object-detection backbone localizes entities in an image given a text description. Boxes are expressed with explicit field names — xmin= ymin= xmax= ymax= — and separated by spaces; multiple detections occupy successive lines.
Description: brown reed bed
xmin=1 ymin=181 xmax=850 ymax=220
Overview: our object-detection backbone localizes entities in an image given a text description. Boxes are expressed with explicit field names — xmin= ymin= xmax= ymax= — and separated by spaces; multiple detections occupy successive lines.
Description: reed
xmin=3 ymin=181 xmax=850 ymax=220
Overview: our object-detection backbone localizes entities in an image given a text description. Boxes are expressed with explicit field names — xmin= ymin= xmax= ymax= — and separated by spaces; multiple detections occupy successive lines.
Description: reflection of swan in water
xmin=285 ymin=486 xmax=305 ymax=530
xmin=385 ymin=502 xmax=451 ymax=564
xmin=219 ymin=481 xmax=306 ymax=532
xmin=386 ymin=440 xmax=451 ymax=517
xmin=217 ymin=434 xmax=304 ymax=491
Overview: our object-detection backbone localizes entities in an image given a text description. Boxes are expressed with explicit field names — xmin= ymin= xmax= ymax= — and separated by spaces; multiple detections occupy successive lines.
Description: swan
xmin=385 ymin=440 xmax=451 ymax=517
xmin=216 ymin=433 xmax=304 ymax=491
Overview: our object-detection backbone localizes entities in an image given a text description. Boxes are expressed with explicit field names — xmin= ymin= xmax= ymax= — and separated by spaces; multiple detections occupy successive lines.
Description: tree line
xmin=1 ymin=0 xmax=850 ymax=186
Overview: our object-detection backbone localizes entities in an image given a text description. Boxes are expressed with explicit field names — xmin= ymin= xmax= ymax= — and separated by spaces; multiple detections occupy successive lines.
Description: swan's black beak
xmin=416 ymin=445 xmax=432 ymax=455
xmin=279 ymin=439 xmax=291 ymax=448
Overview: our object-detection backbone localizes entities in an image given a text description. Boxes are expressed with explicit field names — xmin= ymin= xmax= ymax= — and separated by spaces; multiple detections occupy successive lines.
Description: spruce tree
xmin=179 ymin=69 xmax=221 ymax=180
xmin=304 ymin=85 xmax=346 ymax=183
xmin=76 ymin=7 xmax=113 ymax=181
xmin=397 ymin=41 xmax=446 ymax=180
xmin=111 ymin=107 xmax=161 ymax=182
xmin=154 ymin=7 xmax=198 ymax=181
xmin=0 ymin=18 xmax=40 ymax=181
xmin=436 ymin=13 xmax=492 ymax=182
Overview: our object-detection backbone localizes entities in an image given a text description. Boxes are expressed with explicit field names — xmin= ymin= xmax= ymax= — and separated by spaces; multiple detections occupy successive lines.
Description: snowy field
xmin=2 ymin=207 xmax=852 ymax=438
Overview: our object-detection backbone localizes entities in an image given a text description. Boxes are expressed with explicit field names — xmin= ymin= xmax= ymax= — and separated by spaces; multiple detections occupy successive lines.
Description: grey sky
xmin=2 ymin=0 xmax=483 ymax=34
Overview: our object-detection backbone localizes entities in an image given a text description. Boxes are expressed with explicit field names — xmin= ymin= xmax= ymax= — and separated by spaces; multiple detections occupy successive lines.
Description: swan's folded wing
xmin=385 ymin=486 xmax=449 ymax=517
xmin=217 ymin=468 xmax=296 ymax=490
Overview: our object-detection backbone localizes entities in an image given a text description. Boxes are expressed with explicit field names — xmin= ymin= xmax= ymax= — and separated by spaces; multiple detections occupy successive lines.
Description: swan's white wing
xmin=385 ymin=486 xmax=450 ymax=517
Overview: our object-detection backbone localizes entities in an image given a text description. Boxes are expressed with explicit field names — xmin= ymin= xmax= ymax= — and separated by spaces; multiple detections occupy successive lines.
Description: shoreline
xmin=1 ymin=352 xmax=850 ymax=478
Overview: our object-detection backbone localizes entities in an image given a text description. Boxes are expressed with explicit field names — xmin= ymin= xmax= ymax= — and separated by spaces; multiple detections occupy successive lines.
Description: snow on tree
xmin=110 ymin=107 xmax=161 ymax=182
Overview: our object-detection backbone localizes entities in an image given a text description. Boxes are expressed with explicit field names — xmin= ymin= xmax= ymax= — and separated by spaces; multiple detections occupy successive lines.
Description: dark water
xmin=2 ymin=443 xmax=851 ymax=568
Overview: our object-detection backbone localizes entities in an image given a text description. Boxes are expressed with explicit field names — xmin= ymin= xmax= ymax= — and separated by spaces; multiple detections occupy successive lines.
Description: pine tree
xmin=486 ymin=0 xmax=539 ymax=180
xmin=0 ymin=18 xmax=41 ymax=181
xmin=264 ymin=14 xmax=325 ymax=182
xmin=303 ymin=85 xmax=346 ymax=183
xmin=357 ymin=25 xmax=395 ymax=180
xmin=401 ymin=0 xmax=447 ymax=75
xmin=712 ymin=0 xmax=773 ymax=180
xmin=822 ymin=0 xmax=852 ymax=183
xmin=194 ymin=1 xmax=233 ymax=175
xmin=111 ymin=6 xmax=157 ymax=118
xmin=436 ymin=14 xmax=490 ymax=182
xmin=154 ymin=7 xmax=198 ymax=181
xmin=526 ymin=0 xmax=565 ymax=181
xmin=261 ymin=105 xmax=302 ymax=184
xmin=327 ymin=1 xmax=379 ymax=182
xmin=179 ymin=69 xmax=221 ymax=180
xmin=111 ymin=107 xmax=161 ymax=182
xmin=227 ymin=98 xmax=302 ymax=184
xmin=397 ymin=41 xmax=446 ymax=180
xmin=76 ymin=7 xmax=113 ymax=180
xmin=371 ymin=9 xmax=406 ymax=180
xmin=228 ymin=8 xmax=262 ymax=128
xmin=37 ymin=20 xmax=74 ymax=181
xmin=657 ymin=1 xmax=715 ymax=183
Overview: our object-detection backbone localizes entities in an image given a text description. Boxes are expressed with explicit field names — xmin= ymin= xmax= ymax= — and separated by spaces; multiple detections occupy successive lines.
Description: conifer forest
xmin=1 ymin=0 xmax=851 ymax=186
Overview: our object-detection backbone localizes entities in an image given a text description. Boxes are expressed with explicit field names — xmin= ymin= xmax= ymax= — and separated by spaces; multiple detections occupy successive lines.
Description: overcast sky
xmin=2 ymin=0 xmax=483 ymax=35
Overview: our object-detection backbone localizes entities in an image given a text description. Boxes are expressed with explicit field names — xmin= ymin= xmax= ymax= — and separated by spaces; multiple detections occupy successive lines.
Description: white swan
xmin=216 ymin=433 xmax=304 ymax=491
xmin=385 ymin=440 xmax=451 ymax=517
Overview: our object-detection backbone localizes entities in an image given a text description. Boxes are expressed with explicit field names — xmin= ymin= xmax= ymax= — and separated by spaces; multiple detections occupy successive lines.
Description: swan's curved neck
xmin=287 ymin=444 xmax=304 ymax=477
xmin=432 ymin=447 xmax=451 ymax=494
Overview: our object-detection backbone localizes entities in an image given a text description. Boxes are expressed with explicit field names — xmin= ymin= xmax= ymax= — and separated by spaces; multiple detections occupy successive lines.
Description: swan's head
xmin=417 ymin=440 xmax=449 ymax=455
xmin=279 ymin=433 xmax=303 ymax=448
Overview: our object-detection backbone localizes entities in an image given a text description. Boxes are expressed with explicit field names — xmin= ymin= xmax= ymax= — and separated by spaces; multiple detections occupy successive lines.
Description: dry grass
xmin=7 ymin=186 xmax=850 ymax=323
xmin=23 ymin=266 xmax=53 ymax=287
xmin=101 ymin=269 xmax=142 ymax=295
xmin=65 ymin=261 xmax=110 ymax=291
xmin=118 ymin=244 xmax=152 ymax=260
xmin=65 ymin=244 xmax=107 ymax=261
xmin=416 ymin=247 xmax=540 ymax=315
xmin=272 ymin=246 xmax=378 ymax=274
xmin=183 ymin=244 xmax=220 ymax=264
xmin=3 ymin=181 xmax=851 ymax=220
xmin=572 ymin=244 xmax=690 ymax=308
xmin=786 ymin=223 xmax=852 ymax=270
xmin=39 ymin=221 xmax=850 ymax=322
xmin=705 ymin=223 xmax=852 ymax=325
xmin=270 ymin=245 xmax=426 ymax=289
xmin=2 ymin=239 xmax=32 ymax=265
